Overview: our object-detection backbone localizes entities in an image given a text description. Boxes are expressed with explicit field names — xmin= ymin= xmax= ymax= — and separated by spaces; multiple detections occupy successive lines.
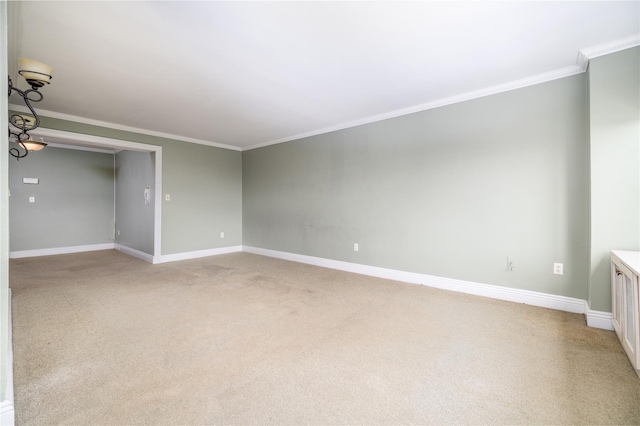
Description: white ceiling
xmin=8 ymin=1 xmax=640 ymax=151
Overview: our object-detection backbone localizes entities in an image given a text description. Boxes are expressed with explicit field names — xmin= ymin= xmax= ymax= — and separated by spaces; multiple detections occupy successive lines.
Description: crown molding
xmin=8 ymin=104 xmax=242 ymax=152
xmin=10 ymin=35 xmax=640 ymax=153
xmin=577 ymin=33 xmax=640 ymax=71
xmin=576 ymin=51 xmax=590 ymax=72
xmin=245 ymin=34 xmax=640 ymax=151
xmin=243 ymin=64 xmax=584 ymax=151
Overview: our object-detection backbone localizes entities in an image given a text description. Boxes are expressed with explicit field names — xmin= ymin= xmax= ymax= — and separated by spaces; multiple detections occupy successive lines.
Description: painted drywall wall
xmin=243 ymin=75 xmax=589 ymax=300
xmin=9 ymin=147 xmax=115 ymax=251
xmin=160 ymin=141 xmax=241 ymax=254
xmin=1 ymin=0 xmax=9 ymax=405
xmin=115 ymin=150 xmax=154 ymax=255
xmin=30 ymin=117 xmax=242 ymax=255
xmin=588 ymin=47 xmax=640 ymax=312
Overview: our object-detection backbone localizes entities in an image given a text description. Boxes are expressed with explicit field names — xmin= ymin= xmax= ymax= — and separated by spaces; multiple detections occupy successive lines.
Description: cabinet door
xmin=612 ymin=261 xmax=623 ymax=337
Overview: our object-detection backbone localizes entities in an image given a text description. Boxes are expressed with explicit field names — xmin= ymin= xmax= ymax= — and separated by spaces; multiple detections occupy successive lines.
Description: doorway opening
xmin=28 ymin=127 xmax=163 ymax=263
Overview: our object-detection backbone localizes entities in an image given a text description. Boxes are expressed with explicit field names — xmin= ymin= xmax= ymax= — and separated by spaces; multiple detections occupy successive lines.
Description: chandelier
xmin=7 ymin=58 xmax=53 ymax=160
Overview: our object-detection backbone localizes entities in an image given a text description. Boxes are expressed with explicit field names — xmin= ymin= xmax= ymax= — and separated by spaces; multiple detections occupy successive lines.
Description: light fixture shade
xmin=18 ymin=58 xmax=53 ymax=85
xmin=21 ymin=138 xmax=47 ymax=152
xmin=11 ymin=115 xmax=37 ymax=130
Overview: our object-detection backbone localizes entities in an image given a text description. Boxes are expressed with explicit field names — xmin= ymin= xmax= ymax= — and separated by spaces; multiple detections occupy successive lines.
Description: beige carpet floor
xmin=9 ymin=250 xmax=640 ymax=425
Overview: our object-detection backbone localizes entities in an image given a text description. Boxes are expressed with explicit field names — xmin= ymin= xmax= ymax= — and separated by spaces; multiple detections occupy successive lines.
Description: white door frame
xmin=28 ymin=127 xmax=163 ymax=263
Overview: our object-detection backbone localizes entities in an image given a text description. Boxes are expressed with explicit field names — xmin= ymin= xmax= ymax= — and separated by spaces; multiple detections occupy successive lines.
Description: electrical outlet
xmin=29 ymin=196 xmax=35 ymax=203
xmin=220 ymin=232 xmax=225 ymax=238
xmin=165 ymin=194 xmax=170 ymax=201
xmin=117 ymin=230 xmax=120 ymax=236
xmin=554 ymin=263 xmax=563 ymax=275
xmin=354 ymin=243 xmax=359 ymax=252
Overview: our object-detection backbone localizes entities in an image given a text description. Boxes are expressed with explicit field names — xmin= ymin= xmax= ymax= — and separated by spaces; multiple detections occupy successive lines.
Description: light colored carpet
xmin=9 ymin=250 xmax=640 ymax=425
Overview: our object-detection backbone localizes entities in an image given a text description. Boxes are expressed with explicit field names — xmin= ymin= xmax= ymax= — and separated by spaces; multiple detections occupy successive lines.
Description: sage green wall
xmin=1 ymin=0 xmax=9 ymax=403
xmin=161 ymin=141 xmax=241 ymax=254
xmin=243 ymin=75 xmax=589 ymax=299
xmin=115 ymin=150 xmax=154 ymax=255
xmin=9 ymin=147 xmax=115 ymax=251
xmin=588 ymin=47 xmax=640 ymax=312
xmin=32 ymin=117 xmax=242 ymax=255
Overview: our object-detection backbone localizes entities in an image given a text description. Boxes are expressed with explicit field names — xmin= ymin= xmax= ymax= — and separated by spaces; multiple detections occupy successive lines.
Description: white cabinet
xmin=611 ymin=250 xmax=640 ymax=378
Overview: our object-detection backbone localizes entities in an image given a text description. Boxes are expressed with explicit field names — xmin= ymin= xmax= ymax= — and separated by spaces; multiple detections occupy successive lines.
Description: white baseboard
xmin=1 ymin=289 xmax=14 ymax=426
xmin=243 ymin=246 xmax=590 ymax=317
xmin=0 ymin=401 xmax=13 ymax=426
xmin=6 ymin=243 xmax=613 ymax=333
xmin=585 ymin=308 xmax=614 ymax=330
xmin=159 ymin=246 xmax=243 ymax=264
xmin=115 ymin=244 xmax=155 ymax=264
xmin=9 ymin=243 xmax=115 ymax=259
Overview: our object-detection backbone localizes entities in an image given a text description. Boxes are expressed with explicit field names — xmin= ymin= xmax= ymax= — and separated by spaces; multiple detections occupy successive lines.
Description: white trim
xmin=9 ymin=243 xmax=115 ymax=259
xmin=23 ymin=128 xmax=163 ymax=262
xmin=578 ymin=34 xmax=640 ymax=70
xmin=585 ymin=307 xmax=614 ymax=331
xmin=9 ymin=36 xmax=639 ymax=153
xmin=240 ymin=35 xmax=640 ymax=151
xmin=7 ymin=104 xmax=241 ymax=152
xmin=576 ymin=51 xmax=590 ymax=73
xmin=45 ymin=142 xmax=116 ymax=155
xmin=113 ymin=155 xmax=116 ymax=242
xmin=153 ymin=149 xmax=162 ymax=263
xmin=115 ymin=244 xmax=155 ymax=264
xmin=0 ymin=400 xmax=13 ymax=426
xmin=243 ymin=65 xmax=584 ymax=151
xmin=243 ymin=246 xmax=588 ymax=315
xmin=611 ymin=250 xmax=640 ymax=277
xmin=159 ymin=245 xmax=243 ymax=264
xmin=27 ymin=128 xmax=160 ymax=153
xmin=1 ymin=289 xmax=14 ymax=426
